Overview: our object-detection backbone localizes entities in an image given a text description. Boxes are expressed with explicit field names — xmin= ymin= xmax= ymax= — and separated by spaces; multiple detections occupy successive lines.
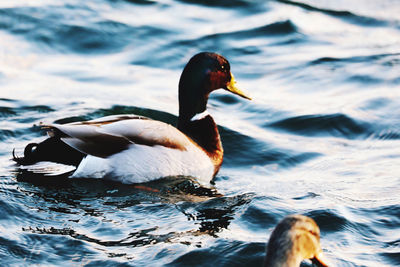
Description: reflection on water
xmin=1 ymin=0 xmax=400 ymax=266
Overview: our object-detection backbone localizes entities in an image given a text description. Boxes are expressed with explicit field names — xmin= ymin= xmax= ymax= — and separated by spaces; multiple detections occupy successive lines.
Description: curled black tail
xmin=12 ymin=137 xmax=84 ymax=166
xmin=12 ymin=143 xmax=39 ymax=165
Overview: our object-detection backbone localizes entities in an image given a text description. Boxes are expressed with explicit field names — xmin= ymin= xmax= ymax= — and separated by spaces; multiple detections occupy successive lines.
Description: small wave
xmin=310 ymin=53 xmax=400 ymax=66
xmin=305 ymin=209 xmax=348 ymax=232
xmin=277 ymin=0 xmax=392 ymax=28
xmin=165 ymin=239 xmax=265 ymax=267
xmin=238 ymin=199 xmax=280 ymax=230
xmin=0 ymin=129 xmax=19 ymax=141
xmin=172 ymin=20 xmax=299 ymax=56
xmin=225 ymin=20 xmax=298 ymax=38
xmin=374 ymin=130 xmax=400 ymax=140
xmin=205 ymin=20 xmax=298 ymax=40
xmin=0 ymin=98 xmax=17 ymax=102
xmin=0 ymin=107 xmax=18 ymax=117
xmin=220 ymin=127 xmax=320 ymax=168
xmin=0 ymin=236 xmax=33 ymax=264
xmin=380 ymin=252 xmax=400 ymax=266
xmin=53 ymin=22 xmax=170 ymax=54
xmin=54 ymin=23 xmax=132 ymax=53
xmin=0 ymin=7 xmax=171 ymax=54
xmin=292 ymin=192 xmax=319 ymax=200
xmin=177 ymin=0 xmax=258 ymax=9
xmin=347 ymin=74 xmax=383 ymax=84
xmin=267 ymin=113 xmax=372 ymax=139
xmin=0 ymin=104 xmax=54 ymax=141
xmin=359 ymin=205 xmax=400 ymax=230
xmin=122 ymin=0 xmax=157 ymax=5
xmin=21 ymin=105 xmax=55 ymax=113
xmin=308 ymin=53 xmax=400 ymax=86
xmin=0 ymin=105 xmax=54 ymax=118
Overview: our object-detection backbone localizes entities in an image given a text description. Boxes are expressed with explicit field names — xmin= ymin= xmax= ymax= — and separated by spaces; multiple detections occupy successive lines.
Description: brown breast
xmin=178 ymin=115 xmax=223 ymax=176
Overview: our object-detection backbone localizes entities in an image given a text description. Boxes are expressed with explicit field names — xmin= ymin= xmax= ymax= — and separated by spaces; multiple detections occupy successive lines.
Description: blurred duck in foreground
xmin=13 ymin=52 xmax=251 ymax=184
xmin=264 ymin=215 xmax=329 ymax=267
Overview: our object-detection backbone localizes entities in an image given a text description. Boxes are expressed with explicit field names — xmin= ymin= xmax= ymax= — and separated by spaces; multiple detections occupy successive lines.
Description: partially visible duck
xmin=264 ymin=215 xmax=329 ymax=267
xmin=13 ymin=52 xmax=251 ymax=184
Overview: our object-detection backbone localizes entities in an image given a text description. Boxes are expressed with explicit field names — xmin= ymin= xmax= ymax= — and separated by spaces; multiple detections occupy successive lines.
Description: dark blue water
xmin=1 ymin=0 xmax=400 ymax=266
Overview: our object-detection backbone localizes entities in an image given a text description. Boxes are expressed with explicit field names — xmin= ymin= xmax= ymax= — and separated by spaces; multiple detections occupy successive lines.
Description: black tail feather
xmin=12 ymin=143 xmax=38 ymax=165
xmin=12 ymin=148 xmax=22 ymax=163
xmin=12 ymin=137 xmax=84 ymax=166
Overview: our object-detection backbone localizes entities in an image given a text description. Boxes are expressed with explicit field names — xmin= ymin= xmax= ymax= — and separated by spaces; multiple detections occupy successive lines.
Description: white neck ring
xmin=190 ymin=110 xmax=210 ymax=121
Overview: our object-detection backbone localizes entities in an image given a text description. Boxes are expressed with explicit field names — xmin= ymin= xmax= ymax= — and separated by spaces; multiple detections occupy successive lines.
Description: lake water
xmin=1 ymin=0 xmax=400 ymax=266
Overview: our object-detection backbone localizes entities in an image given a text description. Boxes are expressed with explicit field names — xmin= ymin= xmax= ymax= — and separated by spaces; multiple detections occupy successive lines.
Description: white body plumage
xmin=71 ymin=142 xmax=214 ymax=184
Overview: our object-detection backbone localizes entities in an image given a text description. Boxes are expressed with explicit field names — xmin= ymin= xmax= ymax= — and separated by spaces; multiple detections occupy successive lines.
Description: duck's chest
xmin=178 ymin=115 xmax=223 ymax=169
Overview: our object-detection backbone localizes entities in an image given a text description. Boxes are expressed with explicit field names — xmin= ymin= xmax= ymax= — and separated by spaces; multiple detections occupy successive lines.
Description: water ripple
xmin=1 ymin=0 xmax=400 ymax=266
xmin=220 ymin=127 xmax=320 ymax=168
xmin=267 ymin=113 xmax=372 ymax=139
xmin=0 ymin=6 xmax=172 ymax=54
xmin=277 ymin=0 xmax=398 ymax=28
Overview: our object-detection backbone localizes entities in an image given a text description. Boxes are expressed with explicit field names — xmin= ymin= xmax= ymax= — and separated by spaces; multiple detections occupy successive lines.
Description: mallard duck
xmin=13 ymin=52 xmax=251 ymax=184
xmin=264 ymin=215 xmax=329 ymax=267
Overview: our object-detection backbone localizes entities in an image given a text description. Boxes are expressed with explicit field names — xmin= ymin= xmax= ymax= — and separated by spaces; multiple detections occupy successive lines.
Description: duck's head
xmin=178 ymin=52 xmax=251 ymax=122
xmin=265 ymin=215 xmax=329 ymax=267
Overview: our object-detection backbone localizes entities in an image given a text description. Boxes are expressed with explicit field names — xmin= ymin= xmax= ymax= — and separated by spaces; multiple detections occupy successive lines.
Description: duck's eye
xmin=220 ymin=65 xmax=227 ymax=72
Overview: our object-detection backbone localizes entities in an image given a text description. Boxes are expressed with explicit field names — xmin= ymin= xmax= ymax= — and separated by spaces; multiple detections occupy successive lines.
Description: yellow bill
xmin=312 ymin=251 xmax=330 ymax=267
xmin=225 ymin=73 xmax=252 ymax=100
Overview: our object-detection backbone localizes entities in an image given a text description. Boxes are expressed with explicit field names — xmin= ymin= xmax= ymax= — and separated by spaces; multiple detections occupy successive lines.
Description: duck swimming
xmin=264 ymin=215 xmax=329 ymax=267
xmin=13 ymin=52 xmax=251 ymax=184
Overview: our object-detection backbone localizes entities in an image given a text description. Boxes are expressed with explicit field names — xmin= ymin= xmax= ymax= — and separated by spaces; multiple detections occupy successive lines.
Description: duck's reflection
xmin=176 ymin=193 xmax=253 ymax=236
xmin=15 ymin=172 xmax=252 ymax=249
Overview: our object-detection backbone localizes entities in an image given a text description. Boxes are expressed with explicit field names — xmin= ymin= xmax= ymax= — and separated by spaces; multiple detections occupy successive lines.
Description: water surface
xmin=1 ymin=0 xmax=400 ymax=266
